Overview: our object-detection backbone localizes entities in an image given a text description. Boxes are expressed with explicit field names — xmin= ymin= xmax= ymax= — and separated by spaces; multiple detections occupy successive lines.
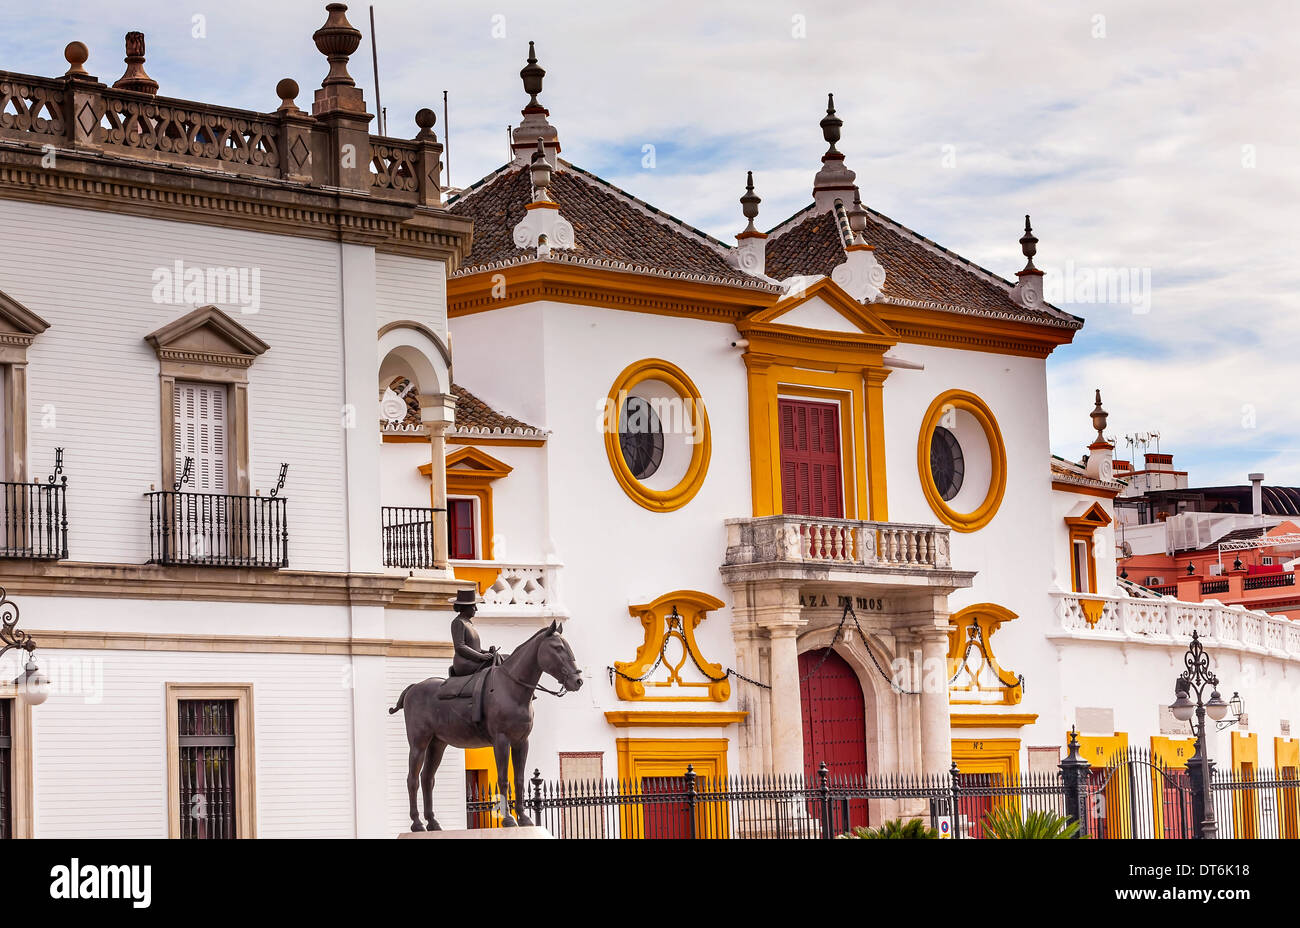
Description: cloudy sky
xmin=5 ymin=1 xmax=1297 ymax=487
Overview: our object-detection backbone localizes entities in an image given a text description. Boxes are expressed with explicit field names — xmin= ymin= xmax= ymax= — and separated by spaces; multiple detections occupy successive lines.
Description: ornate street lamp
xmin=1170 ymin=630 xmax=1226 ymax=838
xmin=0 ymin=587 xmax=50 ymax=706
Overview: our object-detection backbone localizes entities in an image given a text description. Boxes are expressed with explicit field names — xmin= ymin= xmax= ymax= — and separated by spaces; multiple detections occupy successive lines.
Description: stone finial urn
xmin=313 ymin=3 xmax=363 ymax=87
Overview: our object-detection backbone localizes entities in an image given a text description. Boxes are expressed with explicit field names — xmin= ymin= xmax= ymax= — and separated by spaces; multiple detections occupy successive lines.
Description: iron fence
xmin=382 ymin=505 xmax=436 ymax=569
xmin=464 ymin=751 xmax=1300 ymax=839
xmin=0 ymin=478 xmax=68 ymax=560
xmin=1211 ymin=766 xmax=1300 ymax=839
xmin=145 ymin=490 xmax=288 ymax=568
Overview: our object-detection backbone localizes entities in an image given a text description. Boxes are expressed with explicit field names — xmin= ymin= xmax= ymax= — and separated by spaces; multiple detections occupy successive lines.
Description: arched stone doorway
xmin=799 ymin=647 xmax=869 ymax=828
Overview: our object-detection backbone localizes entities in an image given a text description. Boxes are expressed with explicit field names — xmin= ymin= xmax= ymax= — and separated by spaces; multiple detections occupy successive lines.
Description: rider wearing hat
xmin=449 ymin=588 xmax=503 ymax=677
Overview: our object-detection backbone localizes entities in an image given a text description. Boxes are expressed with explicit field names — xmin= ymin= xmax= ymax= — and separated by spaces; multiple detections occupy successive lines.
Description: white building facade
xmin=0 ymin=8 xmax=477 ymax=837
xmin=429 ymin=48 xmax=1300 ymax=831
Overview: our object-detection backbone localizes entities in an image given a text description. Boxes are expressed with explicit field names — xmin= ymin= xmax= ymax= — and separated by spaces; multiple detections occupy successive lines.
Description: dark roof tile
xmin=450 ymin=163 xmax=757 ymax=285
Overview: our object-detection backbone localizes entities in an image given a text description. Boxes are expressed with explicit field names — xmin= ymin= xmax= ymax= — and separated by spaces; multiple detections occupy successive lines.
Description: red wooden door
xmin=779 ymin=399 xmax=843 ymax=518
xmin=798 ymin=648 xmax=868 ymax=829
xmin=641 ymin=776 xmax=690 ymax=838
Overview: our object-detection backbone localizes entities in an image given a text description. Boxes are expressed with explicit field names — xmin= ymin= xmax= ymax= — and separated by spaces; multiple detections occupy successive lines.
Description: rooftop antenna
xmin=506 ymin=125 xmax=512 ymax=162
xmin=1150 ymin=431 xmax=1162 ymax=454
xmin=369 ymin=5 xmax=384 ymax=135
xmin=443 ymin=90 xmax=450 ymax=189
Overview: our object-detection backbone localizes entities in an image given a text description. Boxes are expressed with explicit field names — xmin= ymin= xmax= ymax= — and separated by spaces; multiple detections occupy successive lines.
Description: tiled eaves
xmin=449 ymin=248 xmax=782 ymax=292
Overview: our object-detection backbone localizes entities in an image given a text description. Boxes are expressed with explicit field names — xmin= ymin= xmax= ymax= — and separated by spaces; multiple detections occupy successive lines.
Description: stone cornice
xmin=0 ymin=560 xmax=471 ymax=609
xmin=0 ymin=143 xmax=472 ymax=266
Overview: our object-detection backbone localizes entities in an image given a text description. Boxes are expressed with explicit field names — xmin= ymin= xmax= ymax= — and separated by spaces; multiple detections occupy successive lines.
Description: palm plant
xmin=981 ymin=806 xmax=1084 ymax=839
xmin=838 ymin=817 xmax=937 ymax=839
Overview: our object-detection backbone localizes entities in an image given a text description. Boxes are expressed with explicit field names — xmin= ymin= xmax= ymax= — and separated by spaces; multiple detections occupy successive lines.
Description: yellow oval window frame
xmin=917 ymin=389 xmax=1007 ymax=533
xmin=604 ymin=359 xmax=711 ymax=512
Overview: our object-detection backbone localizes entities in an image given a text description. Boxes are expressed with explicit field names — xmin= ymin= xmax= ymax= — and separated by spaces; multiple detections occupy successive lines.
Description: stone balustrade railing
xmin=0 ymin=70 xmax=441 ymax=206
xmin=1054 ymin=591 xmax=1300 ymax=661
xmin=456 ymin=562 xmax=559 ymax=610
xmin=724 ymin=515 xmax=952 ymax=571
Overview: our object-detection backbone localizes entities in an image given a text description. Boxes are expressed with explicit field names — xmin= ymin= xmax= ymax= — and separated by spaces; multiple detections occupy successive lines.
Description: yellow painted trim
xmin=951 ymin=738 xmax=1022 ymax=827
xmin=603 ymin=358 xmax=712 ymax=512
xmin=443 ymin=445 xmax=515 ymax=479
xmin=949 ymin=713 xmax=1038 ymax=729
xmin=1072 ymin=731 xmax=1129 ymax=768
xmin=1052 ymin=480 xmax=1121 ymax=499
xmin=447 ymin=436 xmax=546 ymax=447
xmin=745 ymin=360 xmax=889 ymax=521
xmin=614 ymin=590 xmax=729 ymax=702
xmin=1066 ymin=502 xmax=1112 ymax=595
xmin=1275 ymin=738 xmax=1300 ymax=839
xmin=615 ymin=737 xmax=730 ymax=837
xmin=951 ymin=738 xmax=1021 ymax=777
xmin=1231 ymin=731 xmax=1260 ymax=838
xmin=918 ymin=389 xmax=1007 ymax=533
xmin=604 ymin=711 xmax=748 ymax=728
xmin=743 ymin=277 xmax=900 ymax=342
xmin=947 ymin=603 xmax=1023 ymax=706
xmin=423 ymin=446 xmax=513 ymax=562
xmin=1150 ymin=735 xmax=1195 ymax=769
xmin=1231 ymin=730 xmax=1258 ymax=770
xmin=1149 ymin=736 xmax=1196 ymax=838
xmin=447 ymin=263 xmax=1077 ymax=359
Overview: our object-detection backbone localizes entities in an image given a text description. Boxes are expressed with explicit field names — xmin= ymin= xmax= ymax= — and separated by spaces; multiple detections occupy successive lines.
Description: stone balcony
xmin=721 ymin=515 xmax=974 ymax=594
xmin=1051 ymin=591 xmax=1300 ymax=661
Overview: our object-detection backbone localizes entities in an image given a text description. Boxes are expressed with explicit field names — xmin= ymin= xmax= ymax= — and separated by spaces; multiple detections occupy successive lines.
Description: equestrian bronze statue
xmin=390 ymin=589 xmax=583 ymax=831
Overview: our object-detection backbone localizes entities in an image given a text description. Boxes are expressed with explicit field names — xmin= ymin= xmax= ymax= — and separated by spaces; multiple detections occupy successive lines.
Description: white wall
xmin=452 ymin=301 xmax=752 ymax=778
xmin=29 ymin=648 xmax=357 ymax=838
xmin=0 ymin=198 xmax=350 ymax=570
xmin=376 ymin=253 xmax=447 ymax=337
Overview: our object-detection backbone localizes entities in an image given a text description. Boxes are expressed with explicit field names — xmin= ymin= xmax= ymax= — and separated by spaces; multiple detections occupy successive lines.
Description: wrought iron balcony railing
xmin=145 ymin=490 xmax=288 ymax=568
xmin=0 ymin=478 xmax=68 ymax=560
xmin=382 ymin=505 xmax=438 ymax=569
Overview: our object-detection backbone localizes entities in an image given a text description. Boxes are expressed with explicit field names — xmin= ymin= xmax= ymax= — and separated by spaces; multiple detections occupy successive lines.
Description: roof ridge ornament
xmin=511 ymin=40 xmax=560 ymax=166
xmin=830 ymin=195 xmax=886 ymax=302
xmin=730 ymin=171 xmax=768 ymax=278
xmin=812 ymin=92 xmax=858 ymax=212
xmin=1085 ymin=388 xmax=1115 ymax=477
xmin=1010 ymin=214 xmax=1046 ymax=309
xmin=513 ymin=138 xmax=574 ymax=256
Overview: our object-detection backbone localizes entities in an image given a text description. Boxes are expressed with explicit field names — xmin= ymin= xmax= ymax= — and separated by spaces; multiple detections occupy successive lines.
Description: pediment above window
xmin=0 ymin=288 xmax=51 ymax=362
xmin=144 ymin=305 xmax=270 ymax=375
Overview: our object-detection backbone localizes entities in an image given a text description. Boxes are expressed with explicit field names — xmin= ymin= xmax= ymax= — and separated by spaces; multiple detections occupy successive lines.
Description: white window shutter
xmin=174 ymin=381 xmax=228 ymax=493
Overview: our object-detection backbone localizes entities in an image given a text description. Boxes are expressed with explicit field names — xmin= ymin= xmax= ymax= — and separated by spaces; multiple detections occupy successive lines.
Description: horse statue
xmin=390 ymin=617 xmax=582 ymax=831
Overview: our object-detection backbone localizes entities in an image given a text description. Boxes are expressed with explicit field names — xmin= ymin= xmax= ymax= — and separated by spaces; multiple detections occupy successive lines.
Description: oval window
xmin=619 ymin=396 xmax=665 ymax=480
xmin=930 ymin=426 xmax=965 ymax=502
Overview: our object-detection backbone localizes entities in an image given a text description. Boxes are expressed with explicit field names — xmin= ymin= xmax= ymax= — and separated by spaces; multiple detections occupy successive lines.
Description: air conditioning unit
xmin=1145 ymin=576 xmax=1164 ymax=586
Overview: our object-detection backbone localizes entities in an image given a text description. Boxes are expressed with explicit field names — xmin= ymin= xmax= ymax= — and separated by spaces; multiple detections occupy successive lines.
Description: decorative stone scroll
xmin=613 ymin=590 xmax=729 ymax=702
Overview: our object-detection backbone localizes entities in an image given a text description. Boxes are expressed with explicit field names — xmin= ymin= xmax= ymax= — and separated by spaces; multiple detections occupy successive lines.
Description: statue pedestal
xmin=398 ymin=826 xmax=554 ymax=839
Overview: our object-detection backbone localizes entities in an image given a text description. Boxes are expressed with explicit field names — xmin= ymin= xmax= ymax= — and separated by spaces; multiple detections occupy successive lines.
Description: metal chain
xmin=606 ymin=622 xmax=771 ymax=691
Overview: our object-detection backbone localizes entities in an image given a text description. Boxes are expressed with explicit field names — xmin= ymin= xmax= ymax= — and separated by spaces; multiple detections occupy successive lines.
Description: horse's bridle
xmin=500 ymin=664 xmax=570 ymax=698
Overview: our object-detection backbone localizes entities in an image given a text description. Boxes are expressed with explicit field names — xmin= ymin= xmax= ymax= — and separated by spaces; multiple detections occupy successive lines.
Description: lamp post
xmin=1169 ymin=630 xmax=1228 ymax=838
xmin=0 ymin=587 xmax=50 ymax=706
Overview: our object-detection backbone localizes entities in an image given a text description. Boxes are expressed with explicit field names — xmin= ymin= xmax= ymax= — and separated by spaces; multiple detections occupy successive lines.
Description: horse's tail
xmin=389 ymin=683 xmax=414 ymax=715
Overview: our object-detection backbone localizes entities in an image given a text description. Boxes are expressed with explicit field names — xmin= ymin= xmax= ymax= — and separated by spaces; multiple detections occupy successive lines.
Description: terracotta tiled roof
xmin=451 ymin=383 xmax=545 ymax=438
xmin=449 ymin=162 xmax=766 ymax=287
xmin=766 ymin=205 xmax=1082 ymax=328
